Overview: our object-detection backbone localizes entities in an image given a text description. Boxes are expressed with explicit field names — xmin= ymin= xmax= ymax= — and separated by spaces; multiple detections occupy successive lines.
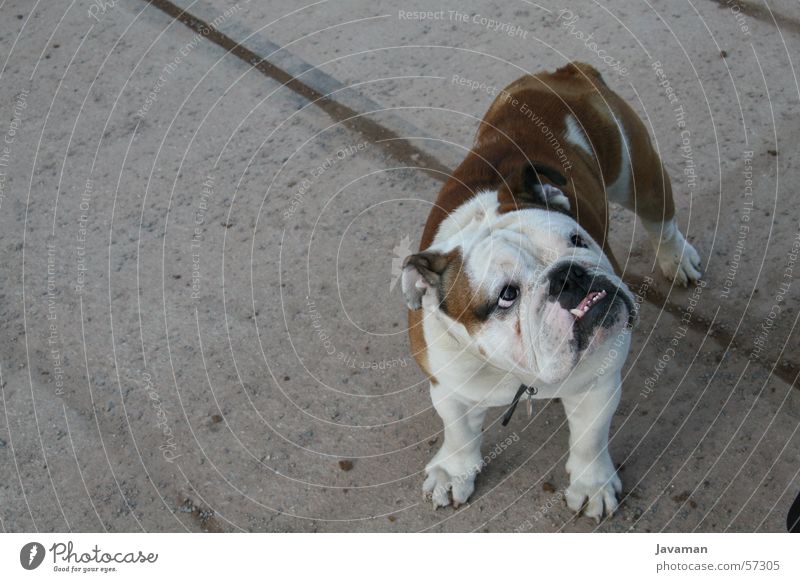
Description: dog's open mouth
xmin=569 ymin=289 xmax=608 ymax=319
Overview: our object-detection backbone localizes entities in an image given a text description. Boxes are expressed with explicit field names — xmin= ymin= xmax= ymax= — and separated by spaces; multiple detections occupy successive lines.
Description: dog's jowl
xmin=402 ymin=62 xmax=701 ymax=521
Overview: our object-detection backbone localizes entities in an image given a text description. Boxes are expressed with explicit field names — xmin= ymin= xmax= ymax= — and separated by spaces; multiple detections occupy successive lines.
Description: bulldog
xmin=401 ymin=62 xmax=701 ymax=520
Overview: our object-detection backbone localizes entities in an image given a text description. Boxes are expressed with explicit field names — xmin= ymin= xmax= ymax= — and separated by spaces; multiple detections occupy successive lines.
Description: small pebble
xmin=671 ymin=491 xmax=691 ymax=503
xmin=338 ymin=460 xmax=354 ymax=471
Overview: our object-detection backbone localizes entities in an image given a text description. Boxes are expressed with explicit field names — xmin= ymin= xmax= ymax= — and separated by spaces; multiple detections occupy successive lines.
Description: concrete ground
xmin=1 ymin=0 xmax=799 ymax=532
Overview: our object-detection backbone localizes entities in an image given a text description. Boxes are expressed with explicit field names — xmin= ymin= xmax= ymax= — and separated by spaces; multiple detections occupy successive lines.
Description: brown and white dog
xmin=401 ymin=62 xmax=701 ymax=520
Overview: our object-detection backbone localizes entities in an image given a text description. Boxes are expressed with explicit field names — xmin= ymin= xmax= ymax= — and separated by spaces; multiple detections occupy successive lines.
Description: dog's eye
xmin=497 ymin=285 xmax=519 ymax=309
xmin=570 ymin=233 xmax=588 ymax=248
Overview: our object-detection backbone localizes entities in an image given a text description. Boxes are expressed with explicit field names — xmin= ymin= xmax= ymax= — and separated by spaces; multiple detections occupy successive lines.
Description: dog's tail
xmin=553 ymin=61 xmax=608 ymax=87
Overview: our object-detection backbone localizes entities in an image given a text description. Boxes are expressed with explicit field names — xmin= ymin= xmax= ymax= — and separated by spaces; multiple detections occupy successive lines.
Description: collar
xmin=501 ymin=384 xmax=538 ymax=426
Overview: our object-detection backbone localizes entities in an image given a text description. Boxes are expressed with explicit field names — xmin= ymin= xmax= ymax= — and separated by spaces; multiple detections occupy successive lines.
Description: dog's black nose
xmin=548 ymin=262 xmax=589 ymax=300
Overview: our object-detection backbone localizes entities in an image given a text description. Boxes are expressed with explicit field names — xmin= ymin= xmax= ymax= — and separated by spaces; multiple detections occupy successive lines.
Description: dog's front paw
xmin=657 ymin=238 xmax=702 ymax=286
xmin=423 ymin=453 xmax=483 ymax=509
xmin=565 ymin=459 xmax=622 ymax=522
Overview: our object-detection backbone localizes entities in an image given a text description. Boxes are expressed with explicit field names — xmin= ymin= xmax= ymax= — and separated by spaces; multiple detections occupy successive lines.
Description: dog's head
xmin=402 ymin=163 xmax=636 ymax=385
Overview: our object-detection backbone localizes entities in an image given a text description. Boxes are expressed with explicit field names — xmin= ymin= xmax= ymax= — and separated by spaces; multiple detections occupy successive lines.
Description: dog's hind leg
xmin=610 ymin=104 xmax=702 ymax=286
xmin=633 ymin=159 xmax=702 ymax=286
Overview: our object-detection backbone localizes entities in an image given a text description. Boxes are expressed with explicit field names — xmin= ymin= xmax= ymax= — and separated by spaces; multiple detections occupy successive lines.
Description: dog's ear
xmin=401 ymin=251 xmax=450 ymax=310
xmin=499 ymin=162 xmax=571 ymax=213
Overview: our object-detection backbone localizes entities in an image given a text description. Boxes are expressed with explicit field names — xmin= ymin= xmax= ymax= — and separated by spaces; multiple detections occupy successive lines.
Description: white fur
xmin=564 ymin=111 xmax=630 ymax=205
xmin=606 ymin=113 xmax=632 ymax=204
xmin=640 ymin=217 xmax=702 ymax=286
xmin=564 ymin=114 xmax=593 ymax=157
xmin=420 ymin=193 xmax=634 ymax=519
xmin=562 ymin=370 xmax=624 ymax=519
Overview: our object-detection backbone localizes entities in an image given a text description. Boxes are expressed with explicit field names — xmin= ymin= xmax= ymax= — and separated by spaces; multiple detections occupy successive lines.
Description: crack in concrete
xmin=145 ymin=0 xmax=451 ymax=180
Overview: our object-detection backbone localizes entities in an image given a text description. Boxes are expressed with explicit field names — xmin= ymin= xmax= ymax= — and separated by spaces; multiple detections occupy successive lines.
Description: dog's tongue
xmin=570 ymin=289 xmax=608 ymax=319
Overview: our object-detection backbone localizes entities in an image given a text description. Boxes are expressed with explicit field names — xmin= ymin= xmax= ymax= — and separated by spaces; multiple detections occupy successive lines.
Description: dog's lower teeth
xmin=572 ymin=290 xmax=609 ymax=318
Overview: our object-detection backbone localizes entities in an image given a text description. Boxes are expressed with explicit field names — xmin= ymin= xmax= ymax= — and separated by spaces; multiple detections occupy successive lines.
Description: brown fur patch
xmin=437 ymin=249 xmax=490 ymax=335
xmin=408 ymin=308 xmax=436 ymax=384
xmin=418 ymin=62 xmax=675 ymax=261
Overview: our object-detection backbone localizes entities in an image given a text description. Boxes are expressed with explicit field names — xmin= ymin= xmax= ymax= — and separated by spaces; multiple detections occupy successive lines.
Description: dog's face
xmin=403 ymin=191 xmax=635 ymax=386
